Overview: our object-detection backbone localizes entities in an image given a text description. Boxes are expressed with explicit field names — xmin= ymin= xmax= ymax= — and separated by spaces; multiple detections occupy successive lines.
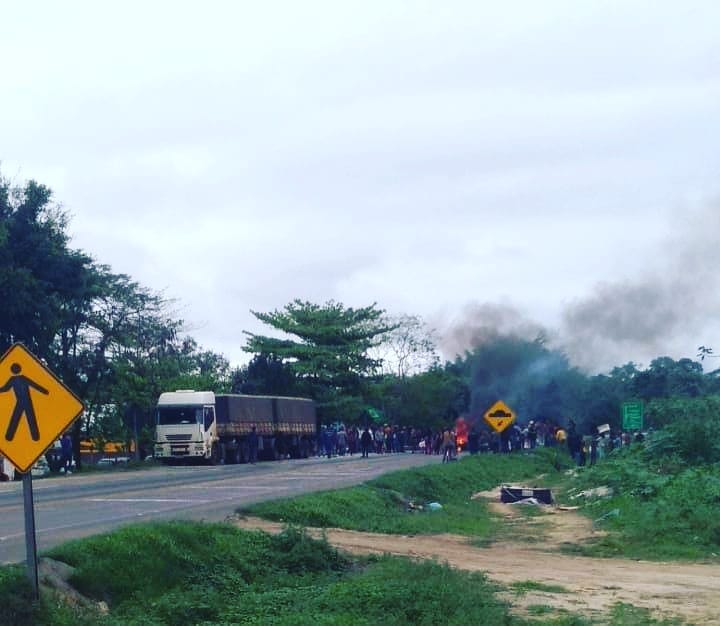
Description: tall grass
xmin=564 ymin=443 xmax=720 ymax=560
xmin=28 ymin=520 xmax=584 ymax=625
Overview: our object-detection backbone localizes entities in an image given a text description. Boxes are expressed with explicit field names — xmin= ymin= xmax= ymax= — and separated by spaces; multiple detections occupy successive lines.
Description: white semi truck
xmin=153 ymin=390 xmax=317 ymax=464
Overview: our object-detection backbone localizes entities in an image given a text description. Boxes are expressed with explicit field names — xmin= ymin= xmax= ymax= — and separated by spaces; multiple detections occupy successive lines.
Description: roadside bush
xmin=570 ymin=446 xmax=720 ymax=559
xmin=645 ymin=396 xmax=720 ymax=464
xmin=0 ymin=565 xmax=39 ymax=626
xmin=271 ymin=525 xmax=347 ymax=574
xmin=46 ymin=521 xmax=349 ymax=609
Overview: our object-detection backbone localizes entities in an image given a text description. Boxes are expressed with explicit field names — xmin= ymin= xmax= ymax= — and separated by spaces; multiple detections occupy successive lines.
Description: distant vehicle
xmin=154 ymin=391 xmax=317 ymax=464
xmin=31 ymin=457 xmax=50 ymax=478
xmin=96 ymin=456 xmax=131 ymax=468
xmin=45 ymin=439 xmax=64 ymax=473
xmin=2 ymin=455 xmax=50 ymax=480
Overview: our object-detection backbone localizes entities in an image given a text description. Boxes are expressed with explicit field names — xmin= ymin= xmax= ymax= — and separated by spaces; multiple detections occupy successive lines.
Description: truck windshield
xmin=156 ymin=407 xmax=202 ymax=426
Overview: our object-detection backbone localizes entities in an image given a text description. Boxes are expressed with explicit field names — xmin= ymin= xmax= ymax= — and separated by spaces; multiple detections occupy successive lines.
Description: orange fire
xmin=455 ymin=417 xmax=469 ymax=450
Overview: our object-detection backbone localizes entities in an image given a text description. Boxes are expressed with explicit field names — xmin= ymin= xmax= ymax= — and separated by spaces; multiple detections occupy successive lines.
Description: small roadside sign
xmin=622 ymin=401 xmax=644 ymax=430
xmin=0 ymin=343 xmax=84 ymax=473
xmin=484 ymin=400 xmax=516 ymax=433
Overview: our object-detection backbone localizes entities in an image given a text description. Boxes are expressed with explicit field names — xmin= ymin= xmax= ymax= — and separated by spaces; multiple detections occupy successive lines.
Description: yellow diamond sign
xmin=0 ymin=344 xmax=84 ymax=473
xmin=484 ymin=400 xmax=516 ymax=433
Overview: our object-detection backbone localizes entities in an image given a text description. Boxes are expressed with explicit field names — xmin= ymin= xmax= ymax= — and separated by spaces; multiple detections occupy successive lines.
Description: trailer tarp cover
xmin=215 ymin=395 xmax=316 ymax=436
xmin=275 ymin=398 xmax=315 ymax=423
xmin=215 ymin=395 xmax=274 ymax=423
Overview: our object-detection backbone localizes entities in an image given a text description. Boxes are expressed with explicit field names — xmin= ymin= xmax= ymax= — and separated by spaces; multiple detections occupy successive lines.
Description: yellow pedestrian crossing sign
xmin=0 ymin=344 xmax=84 ymax=473
xmin=484 ymin=400 xmax=516 ymax=433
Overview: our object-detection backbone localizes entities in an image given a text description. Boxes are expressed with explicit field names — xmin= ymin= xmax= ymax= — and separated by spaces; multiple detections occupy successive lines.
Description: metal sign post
xmin=22 ymin=472 xmax=39 ymax=599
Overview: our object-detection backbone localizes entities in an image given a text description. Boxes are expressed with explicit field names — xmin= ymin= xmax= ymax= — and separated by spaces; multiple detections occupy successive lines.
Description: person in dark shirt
xmin=61 ymin=433 xmax=73 ymax=474
xmin=360 ymin=428 xmax=372 ymax=458
xmin=248 ymin=426 xmax=258 ymax=464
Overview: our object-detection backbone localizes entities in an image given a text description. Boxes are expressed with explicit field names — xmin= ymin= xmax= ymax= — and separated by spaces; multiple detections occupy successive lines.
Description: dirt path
xmin=233 ymin=490 xmax=720 ymax=624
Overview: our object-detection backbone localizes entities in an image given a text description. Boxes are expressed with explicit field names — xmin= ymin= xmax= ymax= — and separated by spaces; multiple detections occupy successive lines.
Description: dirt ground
xmin=233 ymin=488 xmax=720 ymax=624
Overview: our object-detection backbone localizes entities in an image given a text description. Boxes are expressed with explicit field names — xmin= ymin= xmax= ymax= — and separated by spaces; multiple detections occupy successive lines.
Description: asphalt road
xmin=0 ymin=452 xmax=438 ymax=564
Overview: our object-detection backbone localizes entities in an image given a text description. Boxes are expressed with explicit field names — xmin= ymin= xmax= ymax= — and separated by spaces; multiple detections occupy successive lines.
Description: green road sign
xmin=622 ymin=401 xmax=644 ymax=430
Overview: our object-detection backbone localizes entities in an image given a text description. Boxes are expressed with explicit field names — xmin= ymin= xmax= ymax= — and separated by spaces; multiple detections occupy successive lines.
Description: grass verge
xmin=559 ymin=446 xmax=720 ymax=561
xmin=241 ymin=449 xmax=569 ymax=538
xmin=0 ymin=520 xmax=606 ymax=626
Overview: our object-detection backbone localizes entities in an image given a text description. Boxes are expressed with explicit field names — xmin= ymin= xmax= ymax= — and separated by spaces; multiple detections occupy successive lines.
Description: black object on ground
xmin=500 ymin=485 xmax=553 ymax=505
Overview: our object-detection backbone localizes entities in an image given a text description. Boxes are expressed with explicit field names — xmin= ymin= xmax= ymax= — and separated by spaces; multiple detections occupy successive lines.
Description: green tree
xmin=243 ymin=300 xmax=395 ymax=422
xmin=369 ymin=364 xmax=468 ymax=429
xmin=0 ymin=177 xmax=95 ymax=357
xmin=633 ymin=357 xmax=707 ymax=400
xmin=0 ymin=173 xmax=221 ymax=467
xmin=231 ymin=354 xmax=297 ymax=396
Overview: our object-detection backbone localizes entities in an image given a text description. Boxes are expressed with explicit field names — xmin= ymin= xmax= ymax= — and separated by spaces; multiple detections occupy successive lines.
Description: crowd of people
xmin=317 ymin=425 xmax=461 ymax=459
xmin=317 ymin=419 xmax=643 ymax=466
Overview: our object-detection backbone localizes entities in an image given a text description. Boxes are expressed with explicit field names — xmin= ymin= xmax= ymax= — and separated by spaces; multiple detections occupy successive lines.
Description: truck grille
xmin=165 ymin=434 xmax=192 ymax=441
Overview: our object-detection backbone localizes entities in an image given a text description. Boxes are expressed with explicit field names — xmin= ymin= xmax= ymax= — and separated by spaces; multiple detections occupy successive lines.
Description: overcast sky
xmin=2 ymin=1 xmax=719 ymax=372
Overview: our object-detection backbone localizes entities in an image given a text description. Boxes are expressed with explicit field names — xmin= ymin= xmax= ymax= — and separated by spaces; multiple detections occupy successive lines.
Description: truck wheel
xmin=210 ymin=443 xmax=222 ymax=465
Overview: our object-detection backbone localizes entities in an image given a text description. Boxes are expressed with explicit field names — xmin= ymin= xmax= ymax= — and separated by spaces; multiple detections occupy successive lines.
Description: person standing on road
xmin=322 ymin=427 xmax=332 ymax=458
xmin=60 ymin=432 xmax=73 ymax=474
xmin=347 ymin=427 xmax=357 ymax=456
xmin=527 ymin=421 xmax=538 ymax=449
xmin=360 ymin=427 xmax=372 ymax=458
xmin=337 ymin=428 xmax=347 ymax=456
xmin=566 ymin=420 xmax=582 ymax=466
xmin=374 ymin=427 xmax=384 ymax=454
xmin=248 ymin=426 xmax=259 ymax=464
xmin=442 ymin=428 xmax=455 ymax=462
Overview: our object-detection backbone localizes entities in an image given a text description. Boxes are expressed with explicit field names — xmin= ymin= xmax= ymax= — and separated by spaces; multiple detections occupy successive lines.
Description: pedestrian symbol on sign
xmin=0 ymin=343 xmax=84 ymax=474
xmin=0 ymin=363 xmax=49 ymax=442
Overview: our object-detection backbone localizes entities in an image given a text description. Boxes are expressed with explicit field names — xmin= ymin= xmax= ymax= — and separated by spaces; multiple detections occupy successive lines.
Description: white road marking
xmin=86 ymin=498 xmax=210 ymax=503
xmin=184 ymin=485 xmax=286 ymax=490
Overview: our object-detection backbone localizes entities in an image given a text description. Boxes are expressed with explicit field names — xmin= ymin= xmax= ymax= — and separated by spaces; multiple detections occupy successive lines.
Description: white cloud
xmin=1 ymin=0 xmax=719 ymax=368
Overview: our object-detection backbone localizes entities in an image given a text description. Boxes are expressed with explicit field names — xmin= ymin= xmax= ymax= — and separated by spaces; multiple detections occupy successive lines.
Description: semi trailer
xmin=153 ymin=390 xmax=317 ymax=464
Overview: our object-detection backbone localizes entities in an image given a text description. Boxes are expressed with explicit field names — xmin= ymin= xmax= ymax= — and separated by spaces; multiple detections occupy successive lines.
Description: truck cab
xmin=154 ymin=390 xmax=219 ymax=462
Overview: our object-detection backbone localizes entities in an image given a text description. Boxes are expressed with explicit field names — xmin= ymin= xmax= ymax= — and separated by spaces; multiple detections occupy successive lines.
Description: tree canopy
xmin=243 ymin=300 xmax=396 ymax=420
xmin=0 ymin=173 xmax=231 ymax=465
